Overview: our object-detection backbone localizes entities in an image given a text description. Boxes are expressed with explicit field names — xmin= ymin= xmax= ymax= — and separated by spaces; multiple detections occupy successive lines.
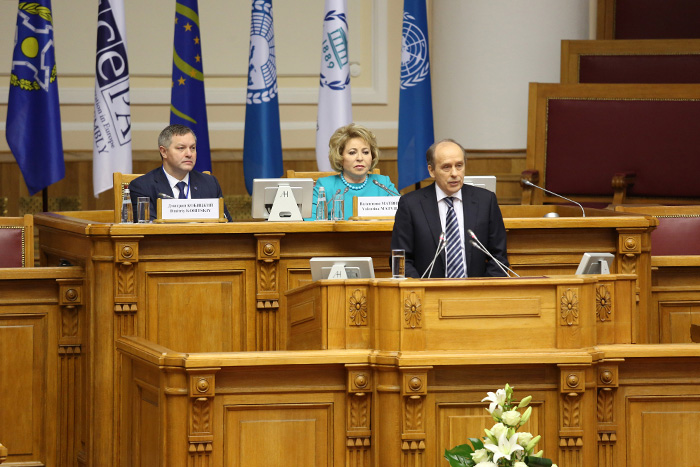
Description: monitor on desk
xmin=251 ymin=178 xmax=314 ymax=221
xmin=575 ymin=252 xmax=614 ymax=274
xmin=310 ymin=257 xmax=375 ymax=281
xmin=463 ymin=176 xmax=497 ymax=193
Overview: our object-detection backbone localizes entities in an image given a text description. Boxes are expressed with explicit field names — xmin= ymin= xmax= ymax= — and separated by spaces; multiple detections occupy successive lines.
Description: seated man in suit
xmin=129 ymin=124 xmax=231 ymax=222
xmin=391 ymin=139 xmax=508 ymax=278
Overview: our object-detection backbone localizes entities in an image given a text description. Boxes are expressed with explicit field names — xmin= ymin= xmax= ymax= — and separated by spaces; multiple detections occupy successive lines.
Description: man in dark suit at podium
xmin=391 ymin=139 xmax=508 ymax=278
xmin=129 ymin=124 xmax=232 ymax=222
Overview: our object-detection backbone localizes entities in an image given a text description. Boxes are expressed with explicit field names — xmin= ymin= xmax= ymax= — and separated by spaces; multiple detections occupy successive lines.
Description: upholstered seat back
xmin=0 ymin=215 xmax=34 ymax=267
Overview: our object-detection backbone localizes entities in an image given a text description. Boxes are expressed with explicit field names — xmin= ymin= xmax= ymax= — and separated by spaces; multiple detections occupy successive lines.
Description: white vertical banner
xmin=93 ymin=0 xmax=132 ymax=197
xmin=315 ymin=0 xmax=352 ymax=171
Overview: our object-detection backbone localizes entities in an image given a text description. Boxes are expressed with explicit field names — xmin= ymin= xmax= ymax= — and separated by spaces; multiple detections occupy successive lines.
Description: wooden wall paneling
xmin=652 ymin=265 xmax=700 ymax=343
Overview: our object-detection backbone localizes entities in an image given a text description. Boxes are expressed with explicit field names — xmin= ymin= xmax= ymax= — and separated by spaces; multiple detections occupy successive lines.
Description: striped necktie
xmin=176 ymin=181 xmax=188 ymax=199
xmin=444 ymin=197 xmax=465 ymax=278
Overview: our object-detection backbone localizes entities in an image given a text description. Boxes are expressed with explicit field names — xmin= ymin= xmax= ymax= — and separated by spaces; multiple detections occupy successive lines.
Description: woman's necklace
xmin=340 ymin=172 xmax=368 ymax=190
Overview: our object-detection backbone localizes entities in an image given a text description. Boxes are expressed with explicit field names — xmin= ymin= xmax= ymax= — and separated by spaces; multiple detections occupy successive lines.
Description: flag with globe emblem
xmin=397 ymin=0 xmax=434 ymax=189
xmin=243 ymin=0 xmax=283 ymax=194
xmin=6 ymin=0 xmax=65 ymax=196
xmin=170 ymin=0 xmax=211 ymax=173
xmin=315 ymin=0 xmax=352 ymax=171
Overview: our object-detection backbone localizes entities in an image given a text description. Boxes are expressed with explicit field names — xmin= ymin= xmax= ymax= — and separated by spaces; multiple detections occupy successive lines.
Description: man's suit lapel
xmin=419 ymin=185 xmax=444 ymax=268
xmin=189 ymin=171 xmax=201 ymax=198
xmin=154 ymin=168 xmax=175 ymax=198
xmin=462 ymin=185 xmax=479 ymax=270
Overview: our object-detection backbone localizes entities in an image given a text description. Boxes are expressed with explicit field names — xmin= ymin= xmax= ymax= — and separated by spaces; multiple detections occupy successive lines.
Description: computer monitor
xmin=463 ymin=175 xmax=497 ymax=193
xmin=251 ymin=178 xmax=314 ymax=221
xmin=310 ymin=257 xmax=375 ymax=281
xmin=575 ymin=252 xmax=614 ymax=275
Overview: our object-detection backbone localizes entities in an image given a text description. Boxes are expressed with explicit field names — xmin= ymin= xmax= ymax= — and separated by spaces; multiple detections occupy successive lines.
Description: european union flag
xmin=170 ymin=0 xmax=211 ymax=173
xmin=6 ymin=0 xmax=65 ymax=195
xmin=397 ymin=0 xmax=434 ymax=189
xmin=243 ymin=0 xmax=283 ymax=194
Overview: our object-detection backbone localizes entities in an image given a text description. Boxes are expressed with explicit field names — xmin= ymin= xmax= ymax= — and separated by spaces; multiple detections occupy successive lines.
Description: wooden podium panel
xmin=286 ymin=275 xmax=636 ymax=352
xmin=0 ymin=267 xmax=84 ymax=467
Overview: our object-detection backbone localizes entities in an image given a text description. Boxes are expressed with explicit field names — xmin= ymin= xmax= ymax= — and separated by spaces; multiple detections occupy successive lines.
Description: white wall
xmin=432 ymin=0 xmax=590 ymax=149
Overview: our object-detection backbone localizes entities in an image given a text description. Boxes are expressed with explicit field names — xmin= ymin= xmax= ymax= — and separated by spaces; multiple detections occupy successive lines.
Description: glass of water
xmin=391 ymin=249 xmax=405 ymax=279
xmin=332 ymin=197 xmax=344 ymax=221
xmin=137 ymin=197 xmax=150 ymax=223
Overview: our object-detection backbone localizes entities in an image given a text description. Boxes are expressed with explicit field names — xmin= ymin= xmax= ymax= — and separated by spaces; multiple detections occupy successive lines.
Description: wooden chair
xmin=0 ymin=441 xmax=7 ymax=464
xmin=113 ymin=172 xmax=143 ymax=223
xmin=286 ymin=168 xmax=380 ymax=181
xmin=0 ymin=214 xmax=34 ymax=267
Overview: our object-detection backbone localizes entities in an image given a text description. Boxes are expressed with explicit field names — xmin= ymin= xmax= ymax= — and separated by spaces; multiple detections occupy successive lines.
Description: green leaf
xmin=444 ymin=444 xmax=475 ymax=467
xmin=468 ymin=437 xmax=484 ymax=450
xmin=525 ymin=456 xmax=553 ymax=466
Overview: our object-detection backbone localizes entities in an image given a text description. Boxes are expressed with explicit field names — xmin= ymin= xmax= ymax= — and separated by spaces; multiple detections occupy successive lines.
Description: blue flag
xmin=6 ymin=0 xmax=65 ymax=195
xmin=397 ymin=0 xmax=434 ymax=189
xmin=243 ymin=0 xmax=283 ymax=194
xmin=170 ymin=0 xmax=211 ymax=173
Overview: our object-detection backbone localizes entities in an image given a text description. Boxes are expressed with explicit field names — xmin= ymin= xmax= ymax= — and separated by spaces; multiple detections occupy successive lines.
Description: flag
xmin=6 ymin=0 xmax=65 ymax=196
xmin=315 ymin=0 xmax=352 ymax=171
xmin=243 ymin=0 xmax=283 ymax=194
xmin=93 ymin=0 xmax=132 ymax=196
xmin=170 ymin=0 xmax=211 ymax=173
xmin=397 ymin=0 xmax=434 ymax=189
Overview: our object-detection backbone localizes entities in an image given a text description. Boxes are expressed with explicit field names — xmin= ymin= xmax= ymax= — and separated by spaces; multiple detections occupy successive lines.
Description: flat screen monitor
xmin=463 ymin=175 xmax=497 ymax=193
xmin=575 ymin=252 xmax=614 ymax=274
xmin=310 ymin=257 xmax=375 ymax=281
xmin=251 ymin=178 xmax=314 ymax=220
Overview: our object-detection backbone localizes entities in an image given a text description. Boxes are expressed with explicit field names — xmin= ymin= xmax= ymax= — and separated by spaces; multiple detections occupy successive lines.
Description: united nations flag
xmin=6 ymin=0 xmax=65 ymax=196
xmin=397 ymin=0 xmax=434 ymax=189
xmin=170 ymin=0 xmax=211 ymax=173
xmin=243 ymin=0 xmax=284 ymax=194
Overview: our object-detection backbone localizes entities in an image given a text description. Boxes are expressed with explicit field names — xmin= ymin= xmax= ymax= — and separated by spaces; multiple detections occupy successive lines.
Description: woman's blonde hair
xmin=328 ymin=123 xmax=380 ymax=172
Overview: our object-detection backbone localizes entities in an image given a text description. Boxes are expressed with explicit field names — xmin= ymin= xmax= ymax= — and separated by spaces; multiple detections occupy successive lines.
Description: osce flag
xmin=170 ymin=0 xmax=211 ymax=173
xmin=6 ymin=0 xmax=65 ymax=196
xmin=243 ymin=0 xmax=283 ymax=194
xmin=93 ymin=0 xmax=132 ymax=196
xmin=315 ymin=0 xmax=352 ymax=171
xmin=397 ymin=0 xmax=434 ymax=189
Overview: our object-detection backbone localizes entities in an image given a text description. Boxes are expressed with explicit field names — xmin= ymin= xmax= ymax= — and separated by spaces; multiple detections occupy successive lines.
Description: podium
xmin=286 ymin=275 xmax=636 ymax=351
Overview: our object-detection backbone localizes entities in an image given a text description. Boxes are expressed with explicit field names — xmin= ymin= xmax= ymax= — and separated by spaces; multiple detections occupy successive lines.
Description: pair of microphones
xmin=421 ymin=230 xmax=519 ymax=278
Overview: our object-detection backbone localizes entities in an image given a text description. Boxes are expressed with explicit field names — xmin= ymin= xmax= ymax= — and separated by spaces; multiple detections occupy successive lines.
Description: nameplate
xmin=354 ymin=196 xmax=400 ymax=218
xmin=158 ymin=198 xmax=224 ymax=222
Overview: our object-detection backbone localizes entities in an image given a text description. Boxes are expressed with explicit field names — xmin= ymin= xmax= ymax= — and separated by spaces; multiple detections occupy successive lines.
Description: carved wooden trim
xmin=188 ymin=373 xmax=215 ymax=462
xmin=255 ymin=234 xmax=282 ymax=305
xmin=400 ymin=367 xmax=429 ymax=464
xmin=402 ymin=290 xmax=423 ymax=329
xmin=595 ymin=284 xmax=613 ymax=322
xmin=346 ymin=366 xmax=372 ymax=466
xmin=348 ymin=288 xmax=369 ymax=326
xmin=58 ymin=279 xmax=83 ymax=351
xmin=597 ymin=363 xmax=619 ymax=467
xmin=559 ymin=287 xmax=580 ymax=326
xmin=114 ymin=241 xmax=139 ymax=322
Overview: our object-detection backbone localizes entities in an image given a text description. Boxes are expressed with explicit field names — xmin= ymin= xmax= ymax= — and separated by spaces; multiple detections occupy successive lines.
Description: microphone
xmin=521 ymin=179 xmax=585 ymax=217
xmin=158 ymin=193 xmax=174 ymax=199
xmin=373 ymin=179 xmax=401 ymax=196
xmin=467 ymin=229 xmax=519 ymax=277
xmin=421 ymin=232 xmax=447 ymax=279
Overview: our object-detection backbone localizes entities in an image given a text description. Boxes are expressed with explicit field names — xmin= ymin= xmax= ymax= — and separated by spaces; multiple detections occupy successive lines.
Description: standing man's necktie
xmin=444 ymin=197 xmax=465 ymax=278
xmin=176 ymin=181 xmax=188 ymax=199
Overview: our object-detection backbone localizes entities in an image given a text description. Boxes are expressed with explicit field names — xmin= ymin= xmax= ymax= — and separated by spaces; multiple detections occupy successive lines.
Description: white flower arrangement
xmin=444 ymin=384 xmax=557 ymax=467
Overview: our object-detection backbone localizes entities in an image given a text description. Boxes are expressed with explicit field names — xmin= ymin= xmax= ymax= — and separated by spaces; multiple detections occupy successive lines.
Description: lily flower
xmin=482 ymin=388 xmax=507 ymax=413
xmin=485 ymin=432 xmax=524 ymax=463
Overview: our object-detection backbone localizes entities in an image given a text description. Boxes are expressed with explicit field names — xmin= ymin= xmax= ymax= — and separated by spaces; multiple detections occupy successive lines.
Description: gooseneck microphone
xmin=158 ymin=193 xmax=174 ymax=199
xmin=467 ymin=229 xmax=519 ymax=277
xmin=521 ymin=179 xmax=585 ymax=217
xmin=421 ymin=232 xmax=447 ymax=279
xmin=373 ymin=180 xmax=401 ymax=196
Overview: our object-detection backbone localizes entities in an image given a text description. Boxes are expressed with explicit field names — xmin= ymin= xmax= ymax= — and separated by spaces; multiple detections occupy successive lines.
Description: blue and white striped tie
xmin=444 ymin=197 xmax=465 ymax=278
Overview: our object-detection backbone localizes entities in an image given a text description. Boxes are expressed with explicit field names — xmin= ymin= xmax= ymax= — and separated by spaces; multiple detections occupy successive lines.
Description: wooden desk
xmin=0 ymin=266 xmax=84 ymax=467
xmin=32 ymin=207 xmax=655 ymax=466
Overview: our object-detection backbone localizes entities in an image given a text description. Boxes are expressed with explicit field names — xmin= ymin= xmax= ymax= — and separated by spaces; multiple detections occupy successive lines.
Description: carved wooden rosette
xmin=347 ymin=288 xmax=369 ymax=326
xmin=255 ymin=234 xmax=282 ymax=350
xmin=402 ymin=290 xmax=423 ymax=329
xmin=595 ymin=284 xmax=613 ymax=323
xmin=597 ymin=364 xmax=619 ymax=467
xmin=114 ymin=240 xmax=139 ymax=337
xmin=400 ymin=368 xmax=429 ymax=466
xmin=188 ymin=372 xmax=216 ymax=466
xmin=559 ymin=367 xmax=586 ymax=467
xmin=346 ymin=366 xmax=372 ymax=467
xmin=57 ymin=278 xmax=83 ymax=466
